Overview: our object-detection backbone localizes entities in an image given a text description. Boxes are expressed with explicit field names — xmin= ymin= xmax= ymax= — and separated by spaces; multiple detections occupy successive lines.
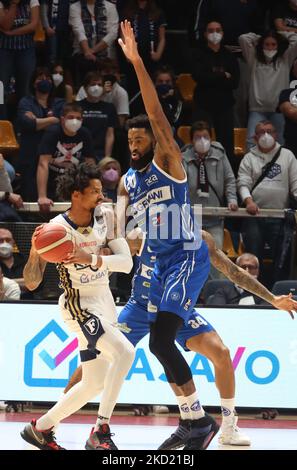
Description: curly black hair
xmin=126 ymin=114 xmax=153 ymax=135
xmin=56 ymin=163 xmax=100 ymax=201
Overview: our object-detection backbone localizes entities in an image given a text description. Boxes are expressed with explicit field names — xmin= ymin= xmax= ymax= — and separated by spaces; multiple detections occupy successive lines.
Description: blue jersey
xmin=130 ymin=236 xmax=155 ymax=308
xmin=124 ymin=160 xmax=201 ymax=256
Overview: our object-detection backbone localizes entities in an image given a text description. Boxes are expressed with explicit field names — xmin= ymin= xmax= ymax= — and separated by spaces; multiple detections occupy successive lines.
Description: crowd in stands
xmin=1 ymin=0 xmax=297 ymax=300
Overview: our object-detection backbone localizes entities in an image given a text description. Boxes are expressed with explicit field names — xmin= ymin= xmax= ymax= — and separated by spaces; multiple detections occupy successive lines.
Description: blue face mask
xmin=156 ymin=83 xmax=172 ymax=97
xmin=36 ymin=79 xmax=52 ymax=94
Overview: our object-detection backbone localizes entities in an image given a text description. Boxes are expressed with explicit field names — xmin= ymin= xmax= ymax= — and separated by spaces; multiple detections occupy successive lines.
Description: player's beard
xmin=130 ymin=148 xmax=154 ymax=171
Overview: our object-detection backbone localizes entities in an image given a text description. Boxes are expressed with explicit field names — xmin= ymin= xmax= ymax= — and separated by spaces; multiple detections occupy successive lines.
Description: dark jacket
xmin=207 ymin=283 xmax=269 ymax=306
xmin=192 ymin=44 xmax=240 ymax=109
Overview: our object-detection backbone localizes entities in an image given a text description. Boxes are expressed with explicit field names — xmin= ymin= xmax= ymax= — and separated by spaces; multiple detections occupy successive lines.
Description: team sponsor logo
xmin=83 ymin=317 xmax=100 ymax=335
xmin=221 ymin=407 xmax=232 ymax=417
xmin=181 ymin=403 xmax=190 ymax=413
xmin=190 ymin=400 xmax=202 ymax=412
xmin=80 ymin=271 xmax=107 ymax=283
xmin=171 ymin=292 xmax=180 ymax=301
xmin=145 ymin=174 xmax=158 ymax=186
xmin=148 ymin=301 xmax=158 ymax=313
xmin=133 ymin=186 xmax=172 ymax=213
xmin=184 ymin=298 xmax=192 ymax=311
xmin=114 ymin=322 xmax=132 ymax=333
xmin=140 ymin=264 xmax=153 ymax=279
xmin=143 ymin=281 xmax=151 ymax=288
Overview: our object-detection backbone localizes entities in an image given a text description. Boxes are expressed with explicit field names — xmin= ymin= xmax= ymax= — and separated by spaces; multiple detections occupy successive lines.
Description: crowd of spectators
xmin=1 ymin=0 xmax=297 ymax=298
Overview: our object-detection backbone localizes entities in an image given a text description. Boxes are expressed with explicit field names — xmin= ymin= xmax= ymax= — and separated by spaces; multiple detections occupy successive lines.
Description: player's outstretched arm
xmin=118 ymin=20 xmax=183 ymax=179
xmin=23 ymin=226 xmax=47 ymax=291
xmin=202 ymin=230 xmax=296 ymax=319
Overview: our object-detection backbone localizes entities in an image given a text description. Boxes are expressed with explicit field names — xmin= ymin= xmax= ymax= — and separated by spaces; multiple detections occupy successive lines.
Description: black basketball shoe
xmin=85 ymin=424 xmax=118 ymax=450
xmin=158 ymin=419 xmax=191 ymax=450
xmin=183 ymin=413 xmax=220 ymax=450
xmin=20 ymin=419 xmax=66 ymax=450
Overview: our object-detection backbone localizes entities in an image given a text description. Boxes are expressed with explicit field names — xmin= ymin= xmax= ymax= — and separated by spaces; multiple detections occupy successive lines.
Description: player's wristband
xmin=90 ymin=254 xmax=98 ymax=267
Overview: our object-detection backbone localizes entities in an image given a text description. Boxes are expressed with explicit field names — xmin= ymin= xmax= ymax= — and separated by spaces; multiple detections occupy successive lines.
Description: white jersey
xmin=51 ymin=205 xmax=114 ymax=321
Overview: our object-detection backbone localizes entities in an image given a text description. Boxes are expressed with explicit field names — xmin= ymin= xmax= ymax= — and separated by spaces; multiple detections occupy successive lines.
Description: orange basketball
xmin=35 ymin=223 xmax=74 ymax=263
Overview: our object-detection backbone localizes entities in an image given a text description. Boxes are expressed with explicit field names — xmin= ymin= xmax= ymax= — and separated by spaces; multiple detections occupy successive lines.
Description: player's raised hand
xmin=118 ymin=20 xmax=139 ymax=63
xmin=271 ymin=293 xmax=297 ymax=319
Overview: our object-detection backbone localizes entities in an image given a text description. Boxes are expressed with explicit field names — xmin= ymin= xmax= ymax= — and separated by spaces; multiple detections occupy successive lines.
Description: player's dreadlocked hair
xmin=56 ymin=163 xmax=100 ymax=201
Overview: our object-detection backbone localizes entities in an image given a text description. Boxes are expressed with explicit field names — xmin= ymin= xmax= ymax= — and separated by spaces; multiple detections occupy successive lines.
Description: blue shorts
xmin=148 ymin=241 xmax=210 ymax=323
xmin=117 ymin=299 xmax=215 ymax=351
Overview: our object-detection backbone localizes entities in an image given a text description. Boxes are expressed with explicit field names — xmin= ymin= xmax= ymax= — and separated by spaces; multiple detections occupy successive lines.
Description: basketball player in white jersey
xmin=20 ymin=163 xmax=135 ymax=450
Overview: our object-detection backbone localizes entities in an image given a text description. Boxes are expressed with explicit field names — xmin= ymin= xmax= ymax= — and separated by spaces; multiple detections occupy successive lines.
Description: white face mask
xmin=0 ymin=242 xmax=13 ymax=258
xmin=88 ymin=85 xmax=103 ymax=98
xmin=52 ymin=73 xmax=63 ymax=87
xmin=65 ymin=118 xmax=82 ymax=133
xmin=207 ymin=32 xmax=223 ymax=45
xmin=194 ymin=137 xmax=211 ymax=154
xmin=258 ymin=132 xmax=275 ymax=149
xmin=263 ymin=49 xmax=277 ymax=59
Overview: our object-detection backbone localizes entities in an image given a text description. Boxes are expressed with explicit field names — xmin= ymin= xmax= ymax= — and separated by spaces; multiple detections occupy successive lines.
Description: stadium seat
xmin=0 ymin=120 xmax=19 ymax=152
xmin=223 ymin=228 xmax=239 ymax=258
xmin=34 ymin=22 xmax=45 ymax=42
xmin=234 ymin=128 xmax=247 ymax=157
xmin=176 ymin=74 xmax=196 ymax=102
xmin=202 ymin=279 xmax=233 ymax=303
xmin=177 ymin=125 xmax=191 ymax=145
xmin=271 ymin=280 xmax=297 ymax=296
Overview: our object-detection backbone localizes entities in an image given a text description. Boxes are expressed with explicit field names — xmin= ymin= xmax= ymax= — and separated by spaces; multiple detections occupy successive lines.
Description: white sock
xmin=185 ymin=391 xmax=205 ymax=420
xmin=95 ymin=415 xmax=109 ymax=430
xmin=221 ymin=398 xmax=235 ymax=425
xmin=176 ymin=395 xmax=191 ymax=420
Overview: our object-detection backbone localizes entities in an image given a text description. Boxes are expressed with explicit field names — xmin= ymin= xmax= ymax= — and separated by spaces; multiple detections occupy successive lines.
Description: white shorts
xmin=59 ymin=288 xmax=123 ymax=361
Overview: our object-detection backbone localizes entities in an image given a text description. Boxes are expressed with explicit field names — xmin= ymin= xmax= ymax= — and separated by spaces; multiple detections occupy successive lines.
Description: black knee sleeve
xmin=149 ymin=312 xmax=192 ymax=386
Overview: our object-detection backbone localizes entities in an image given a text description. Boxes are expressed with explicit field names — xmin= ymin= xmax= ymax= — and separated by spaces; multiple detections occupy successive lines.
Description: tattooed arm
xmin=118 ymin=20 xmax=184 ymax=180
xmin=23 ymin=227 xmax=47 ymax=291
xmin=202 ymin=230 xmax=296 ymax=318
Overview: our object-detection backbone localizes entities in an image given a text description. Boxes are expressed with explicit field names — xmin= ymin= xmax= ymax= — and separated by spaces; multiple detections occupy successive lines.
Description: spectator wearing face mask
xmin=77 ymin=71 xmax=118 ymax=161
xmin=182 ymin=121 xmax=238 ymax=277
xmin=97 ymin=156 xmax=121 ymax=202
xmin=37 ymin=102 xmax=95 ymax=212
xmin=76 ymin=59 xmax=129 ymax=127
xmin=239 ymin=29 xmax=297 ymax=150
xmin=51 ymin=62 xmax=73 ymax=103
xmin=192 ymin=20 xmax=240 ymax=171
xmin=17 ymin=66 xmax=65 ymax=201
xmin=237 ymin=120 xmax=297 ymax=284
xmin=0 ymin=228 xmax=25 ymax=293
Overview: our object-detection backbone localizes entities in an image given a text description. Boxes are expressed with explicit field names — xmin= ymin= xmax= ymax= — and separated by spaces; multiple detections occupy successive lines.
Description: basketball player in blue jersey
xmin=118 ymin=21 xmax=216 ymax=450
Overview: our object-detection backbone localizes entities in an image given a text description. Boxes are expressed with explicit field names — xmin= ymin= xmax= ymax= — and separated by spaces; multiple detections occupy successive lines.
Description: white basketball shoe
xmin=219 ymin=415 xmax=251 ymax=446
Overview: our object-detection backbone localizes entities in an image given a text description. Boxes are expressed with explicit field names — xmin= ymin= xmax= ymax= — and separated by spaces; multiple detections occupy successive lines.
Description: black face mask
xmin=36 ymin=79 xmax=52 ymax=94
xmin=130 ymin=148 xmax=154 ymax=171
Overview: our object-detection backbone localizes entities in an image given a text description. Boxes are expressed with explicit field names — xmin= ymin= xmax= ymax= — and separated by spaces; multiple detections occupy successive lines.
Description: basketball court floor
xmin=0 ymin=412 xmax=296 ymax=450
